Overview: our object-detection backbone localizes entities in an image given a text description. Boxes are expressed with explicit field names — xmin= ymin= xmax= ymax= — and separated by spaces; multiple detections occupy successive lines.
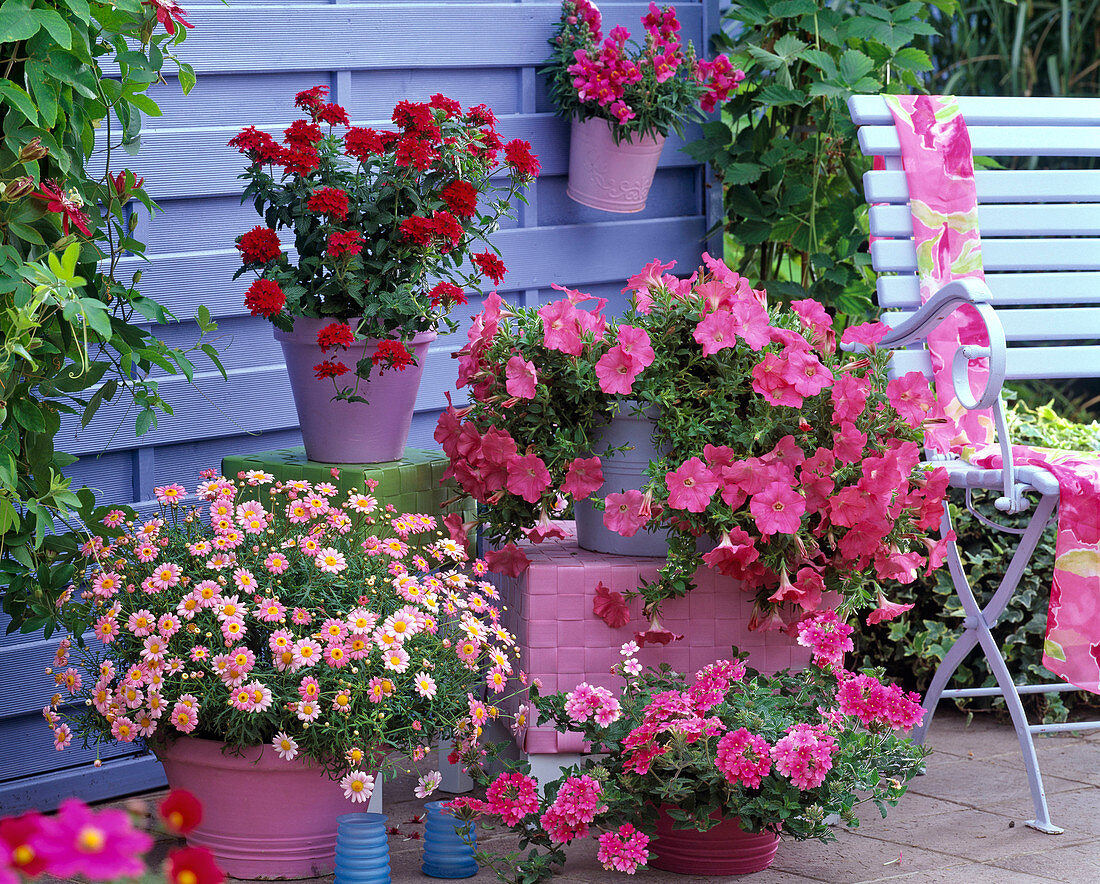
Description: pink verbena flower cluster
xmin=596 ymin=824 xmax=650 ymax=874
xmin=539 ymin=774 xmax=607 ymax=843
xmin=548 ymin=1 xmax=743 ymax=137
xmin=836 ymin=672 xmax=925 ymax=730
xmin=564 ymin=682 xmax=622 ymax=725
xmin=772 ymin=723 xmax=837 ymax=790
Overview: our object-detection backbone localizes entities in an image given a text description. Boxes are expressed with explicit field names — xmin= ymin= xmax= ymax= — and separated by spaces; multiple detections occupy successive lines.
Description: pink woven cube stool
xmin=489 ymin=524 xmax=810 ymax=769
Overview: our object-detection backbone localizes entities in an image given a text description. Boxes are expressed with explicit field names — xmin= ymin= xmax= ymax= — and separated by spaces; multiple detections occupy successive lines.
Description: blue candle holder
xmin=422 ymin=800 xmax=478 ymax=878
xmin=334 ymin=813 xmax=390 ymax=884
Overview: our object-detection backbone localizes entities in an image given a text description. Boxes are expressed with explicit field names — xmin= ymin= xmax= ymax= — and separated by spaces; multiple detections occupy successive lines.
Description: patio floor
xmin=73 ymin=709 xmax=1100 ymax=883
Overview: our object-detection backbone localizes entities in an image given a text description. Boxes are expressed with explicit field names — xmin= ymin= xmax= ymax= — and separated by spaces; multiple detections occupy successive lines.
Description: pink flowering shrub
xmin=544 ymin=1 xmax=744 ymax=140
xmin=439 ymin=253 xmax=951 ymax=623
xmin=47 ymin=472 xmax=517 ymax=805
xmin=453 ymin=632 xmax=925 ymax=881
xmin=0 ymin=789 xmax=224 ymax=884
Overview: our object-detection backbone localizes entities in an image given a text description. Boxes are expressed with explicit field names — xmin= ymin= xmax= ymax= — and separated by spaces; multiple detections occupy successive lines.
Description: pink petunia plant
xmin=439 ymin=253 xmax=950 ymax=628
xmin=453 ymin=635 xmax=926 ymax=878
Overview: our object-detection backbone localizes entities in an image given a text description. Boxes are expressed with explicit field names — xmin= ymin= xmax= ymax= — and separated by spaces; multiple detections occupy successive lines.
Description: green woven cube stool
xmin=221 ymin=447 xmax=472 ymax=530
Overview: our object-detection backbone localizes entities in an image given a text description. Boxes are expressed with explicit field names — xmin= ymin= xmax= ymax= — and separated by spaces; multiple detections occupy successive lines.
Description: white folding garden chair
xmin=848 ymin=94 xmax=1100 ymax=834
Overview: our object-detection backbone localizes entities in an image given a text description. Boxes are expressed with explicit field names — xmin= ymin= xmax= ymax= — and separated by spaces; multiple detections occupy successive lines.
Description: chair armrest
xmin=879 ymin=279 xmax=1008 ymax=411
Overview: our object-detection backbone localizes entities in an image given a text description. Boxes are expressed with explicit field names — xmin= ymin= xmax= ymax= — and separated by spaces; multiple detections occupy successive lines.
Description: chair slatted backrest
xmin=849 ymin=95 xmax=1100 ymax=383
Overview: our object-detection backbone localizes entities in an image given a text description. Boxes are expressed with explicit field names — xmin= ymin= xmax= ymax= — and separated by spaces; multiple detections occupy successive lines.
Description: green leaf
xmin=30 ymin=7 xmax=72 ymax=49
xmin=81 ymin=378 xmax=117 ymax=428
xmin=769 ymin=0 xmax=818 ymax=15
xmin=773 ymin=33 xmax=809 ymax=60
xmin=0 ymin=0 xmax=40 ymax=42
xmin=892 ymin=47 xmax=932 ymax=73
xmin=124 ymin=89 xmax=163 ymax=117
xmin=58 ymin=0 xmax=91 ymax=23
xmin=723 ymin=162 xmax=765 ymax=185
xmin=128 ymin=294 xmax=168 ymax=324
xmin=177 ymin=62 xmax=196 ymax=95
xmin=26 ymin=61 xmax=59 ymax=129
xmin=134 ymin=408 xmax=155 ymax=437
xmin=0 ymin=81 xmax=39 ymax=125
xmin=839 ymin=49 xmax=875 ymax=85
xmin=201 ymin=343 xmax=228 ymax=381
xmin=757 ymin=84 xmax=810 ymax=107
xmin=800 ymin=49 xmax=838 ymax=78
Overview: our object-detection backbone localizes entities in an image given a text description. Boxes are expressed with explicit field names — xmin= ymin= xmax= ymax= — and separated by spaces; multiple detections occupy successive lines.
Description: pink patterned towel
xmin=886 ymin=95 xmax=1100 ymax=693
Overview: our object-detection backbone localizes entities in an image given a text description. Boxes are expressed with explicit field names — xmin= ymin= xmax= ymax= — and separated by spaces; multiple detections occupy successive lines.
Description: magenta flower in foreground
xmin=31 ymin=799 xmax=152 ymax=880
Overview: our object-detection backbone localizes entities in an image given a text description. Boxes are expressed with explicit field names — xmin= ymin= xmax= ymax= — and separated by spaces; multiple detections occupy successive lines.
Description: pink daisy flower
xmin=341 ymin=771 xmax=375 ymax=803
xmin=295 ymin=700 xmax=320 ymax=723
xmin=382 ymin=646 xmax=410 ymax=672
xmin=126 ymin=610 xmax=156 ymax=637
xmin=154 ymin=483 xmax=187 ymax=505
xmin=92 ymin=571 xmax=122 ymax=598
xmin=292 ymin=639 xmax=322 ymax=669
xmin=273 ymin=732 xmax=299 ymax=761
xmin=414 ymin=671 xmax=437 ymax=699
xmin=232 ymin=568 xmax=257 ymax=593
xmin=230 ymin=685 xmax=257 ymax=712
xmin=257 ymin=597 xmax=286 ymax=622
xmin=315 ymin=548 xmax=347 ymax=574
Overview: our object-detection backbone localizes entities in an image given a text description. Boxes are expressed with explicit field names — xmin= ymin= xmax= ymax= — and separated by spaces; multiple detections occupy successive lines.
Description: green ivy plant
xmin=0 ymin=0 xmax=225 ymax=635
xmin=689 ymin=0 xmax=954 ymax=322
xmin=856 ymin=400 xmax=1100 ymax=723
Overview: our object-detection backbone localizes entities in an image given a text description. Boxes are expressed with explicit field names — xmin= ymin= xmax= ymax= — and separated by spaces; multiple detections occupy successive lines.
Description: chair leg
xmin=975 ymin=621 xmax=1063 ymax=834
xmin=917 ymin=494 xmax=1064 ymax=833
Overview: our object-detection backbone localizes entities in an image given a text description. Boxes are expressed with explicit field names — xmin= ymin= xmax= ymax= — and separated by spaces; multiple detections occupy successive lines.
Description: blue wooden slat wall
xmin=0 ymin=0 xmax=720 ymax=813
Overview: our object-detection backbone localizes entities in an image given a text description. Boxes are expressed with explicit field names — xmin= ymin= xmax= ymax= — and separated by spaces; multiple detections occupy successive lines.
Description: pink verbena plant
xmin=230 ymin=86 xmax=539 ymax=401
xmin=437 ymin=254 xmax=951 ymax=627
xmin=454 ymin=620 xmax=925 ymax=882
xmin=46 ymin=472 xmax=517 ymax=806
xmin=543 ymin=1 xmax=744 ymax=141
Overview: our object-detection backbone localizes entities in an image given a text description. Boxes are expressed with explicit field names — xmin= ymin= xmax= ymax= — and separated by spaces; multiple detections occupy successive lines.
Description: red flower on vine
xmin=142 ymin=0 xmax=194 ymax=35
xmin=32 ymin=181 xmax=92 ymax=237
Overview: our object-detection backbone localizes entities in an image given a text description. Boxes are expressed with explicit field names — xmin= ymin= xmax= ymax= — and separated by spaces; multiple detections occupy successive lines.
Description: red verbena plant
xmin=453 ymin=621 xmax=925 ymax=882
xmin=544 ymin=0 xmax=744 ymax=141
xmin=0 ymin=788 xmax=224 ymax=884
xmin=230 ymin=87 xmax=539 ymax=400
xmin=436 ymin=255 xmax=952 ymax=630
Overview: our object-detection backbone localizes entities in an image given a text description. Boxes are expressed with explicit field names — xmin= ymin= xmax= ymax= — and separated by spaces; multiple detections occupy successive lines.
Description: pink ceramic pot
xmin=154 ymin=736 xmax=354 ymax=879
xmin=649 ymin=806 xmax=780 ymax=875
xmin=566 ymin=117 xmax=666 ymax=213
xmin=274 ymin=317 xmax=436 ymax=464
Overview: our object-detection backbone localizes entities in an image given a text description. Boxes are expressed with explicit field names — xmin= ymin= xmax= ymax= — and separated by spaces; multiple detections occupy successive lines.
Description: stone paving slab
xmin=35 ymin=710 xmax=1100 ymax=884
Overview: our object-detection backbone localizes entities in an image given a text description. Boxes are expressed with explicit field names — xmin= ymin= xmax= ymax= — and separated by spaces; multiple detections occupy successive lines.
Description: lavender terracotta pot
xmin=649 ymin=807 xmax=780 ymax=876
xmin=154 ymin=736 xmax=356 ymax=879
xmin=274 ymin=317 xmax=435 ymax=464
xmin=566 ymin=117 xmax=665 ymax=213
